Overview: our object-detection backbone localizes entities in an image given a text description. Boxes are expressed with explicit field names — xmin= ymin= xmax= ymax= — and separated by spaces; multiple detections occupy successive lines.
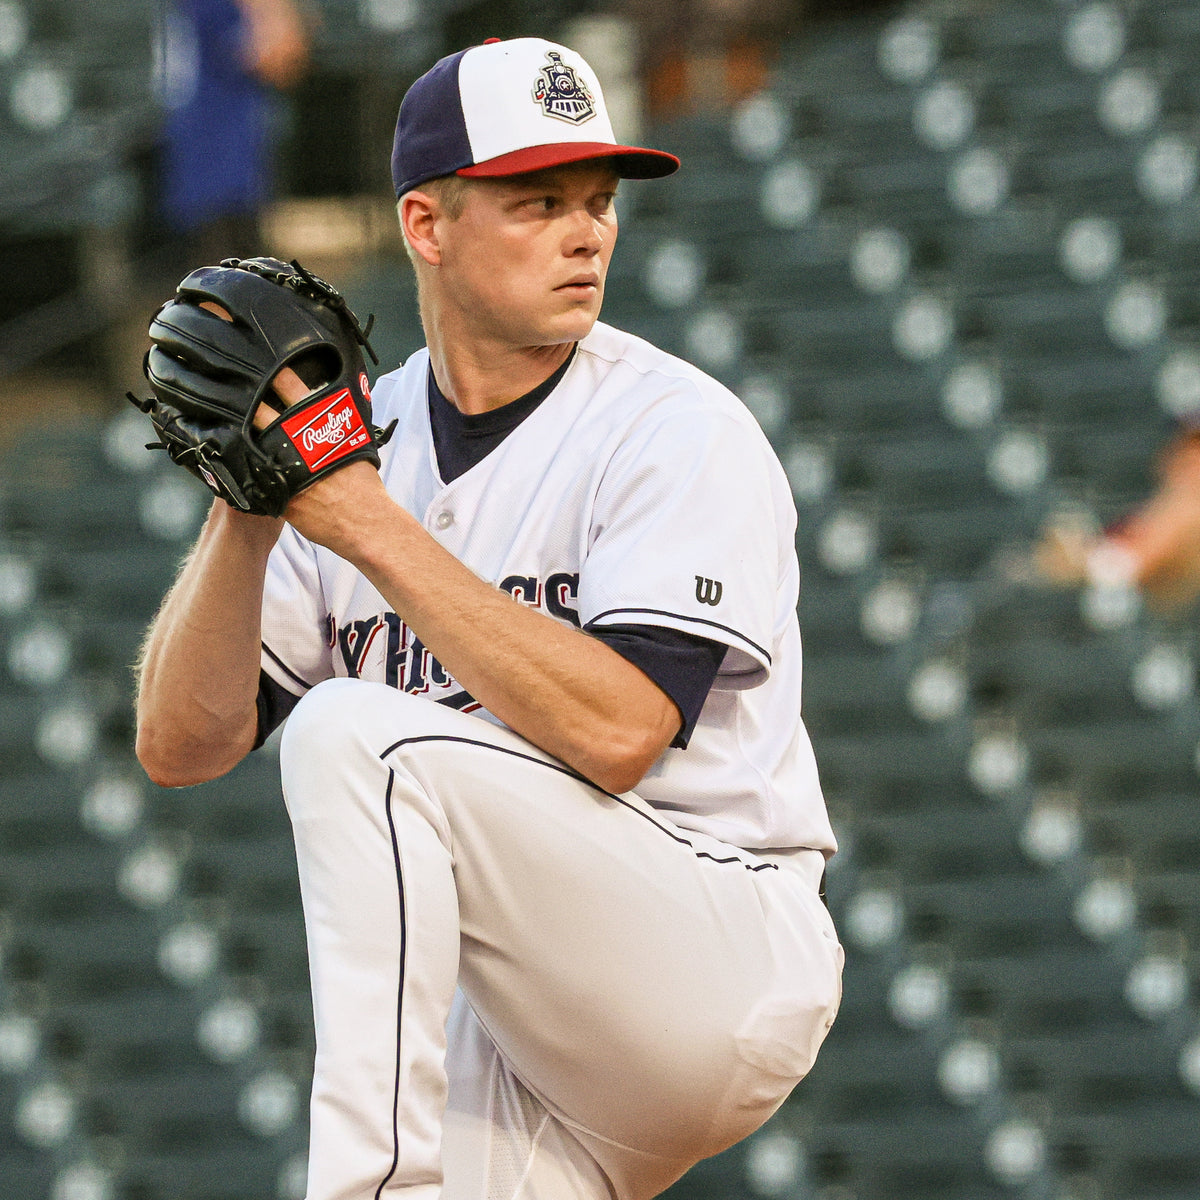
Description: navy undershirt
xmin=428 ymin=350 xmax=575 ymax=485
xmin=254 ymin=355 xmax=728 ymax=750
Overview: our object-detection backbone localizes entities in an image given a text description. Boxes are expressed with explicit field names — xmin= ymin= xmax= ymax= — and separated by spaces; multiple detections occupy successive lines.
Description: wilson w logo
xmin=695 ymin=576 xmax=723 ymax=605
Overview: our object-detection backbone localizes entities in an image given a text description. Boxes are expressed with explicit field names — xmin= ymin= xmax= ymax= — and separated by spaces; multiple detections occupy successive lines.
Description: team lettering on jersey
xmin=498 ymin=571 xmax=581 ymax=626
xmin=328 ymin=573 xmax=581 ymax=710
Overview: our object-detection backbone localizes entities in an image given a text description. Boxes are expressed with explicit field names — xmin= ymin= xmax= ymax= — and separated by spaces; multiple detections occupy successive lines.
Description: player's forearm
xmin=394 ymin=563 xmax=680 ymax=793
xmin=136 ymin=503 xmax=283 ymax=787
xmin=289 ymin=476 xmax=678 ymax=792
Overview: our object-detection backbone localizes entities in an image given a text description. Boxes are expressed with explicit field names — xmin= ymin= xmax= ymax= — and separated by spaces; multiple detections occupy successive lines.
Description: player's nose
xmin=563 ymin=204 xmax=607 ymax=256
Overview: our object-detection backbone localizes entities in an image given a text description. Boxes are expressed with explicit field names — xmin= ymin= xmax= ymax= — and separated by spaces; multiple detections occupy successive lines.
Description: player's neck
xmin=426 ymin=337 xmax=575 ymax=416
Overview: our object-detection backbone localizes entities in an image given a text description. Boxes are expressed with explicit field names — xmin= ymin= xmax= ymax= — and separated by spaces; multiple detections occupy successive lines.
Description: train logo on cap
xmin=532 ymin=51 xmax=595 ymax=125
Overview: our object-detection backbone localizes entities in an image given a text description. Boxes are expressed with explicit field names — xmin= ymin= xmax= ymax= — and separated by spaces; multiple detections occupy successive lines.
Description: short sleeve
xmin=578 ymin=403 xmax=780 ymax=688
xmin=260 ymin=524 xmax=334 ymax=696
xmin=585 ymin=622 xmax=727 ymax=746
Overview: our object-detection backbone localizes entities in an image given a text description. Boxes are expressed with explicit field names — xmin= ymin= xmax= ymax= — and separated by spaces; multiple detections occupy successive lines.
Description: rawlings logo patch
xmin=532 ymin=51 xmax=595 ymax=125
xmin=283 ymin=389 xmax=370 ymax=471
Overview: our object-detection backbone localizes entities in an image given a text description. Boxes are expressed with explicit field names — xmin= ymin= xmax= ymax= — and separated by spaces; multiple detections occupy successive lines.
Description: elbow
xmin=585 ymin=727 xmax=670 ymax=796
xmin=138 ymin=762 xmax=207 ymax=790
xmin=135 ymin=735 xmax=204 ymax=789
xmin=135 ymin=722 xmax=244 ymax=789
xmin=582 ymin=694 xmax=681 ymax=795
xmin=589 ymin=760 xmax=650 ymax=796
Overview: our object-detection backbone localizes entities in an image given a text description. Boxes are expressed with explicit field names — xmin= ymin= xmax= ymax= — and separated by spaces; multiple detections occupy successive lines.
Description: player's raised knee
xmin=280 ymin=676 xmax=458 ymax=769
xmin=279 ymin=677 xmax=381 ymax=763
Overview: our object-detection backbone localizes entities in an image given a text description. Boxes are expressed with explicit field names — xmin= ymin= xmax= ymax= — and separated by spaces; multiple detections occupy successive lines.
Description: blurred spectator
xmin=618 ymin=0 xmax=807 ymax=117
xmin=1036 ymin=427 xmax=1200 ymax=613
xmin=612 ymin=0 xmax=904 ymax=118
xmin=154 ymin=0 xmax=311 ymax=265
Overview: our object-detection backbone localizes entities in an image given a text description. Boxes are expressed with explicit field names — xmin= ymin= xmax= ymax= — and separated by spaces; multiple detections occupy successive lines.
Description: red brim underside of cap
xmin=458 ymin=142 xmax=680 ymax=180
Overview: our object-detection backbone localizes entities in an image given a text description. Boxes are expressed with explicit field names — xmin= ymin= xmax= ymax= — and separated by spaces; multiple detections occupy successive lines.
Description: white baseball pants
xmin=279 ymin=678 xmax=842 ymax=1200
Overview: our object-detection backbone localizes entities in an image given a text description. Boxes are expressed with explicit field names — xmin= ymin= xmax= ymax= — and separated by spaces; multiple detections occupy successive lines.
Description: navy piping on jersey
xmin=263 ymin=643 xmax=311 ymax=691
xmin=378 ymin=732 xmax=780 ymax=873
xmin=375 ymin=768 xmax=409 ymax=1200
xmin=590 ymin=607 xmax=772 ymax=666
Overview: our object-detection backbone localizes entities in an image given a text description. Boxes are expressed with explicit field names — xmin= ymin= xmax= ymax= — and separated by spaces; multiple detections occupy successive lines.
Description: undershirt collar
xmin=427 ymin=347 xmax=576 ymax=484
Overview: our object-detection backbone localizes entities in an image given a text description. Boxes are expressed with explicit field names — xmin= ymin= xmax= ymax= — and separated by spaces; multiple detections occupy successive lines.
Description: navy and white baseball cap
xmin=391 ymin=37 xmax=680 ymax=198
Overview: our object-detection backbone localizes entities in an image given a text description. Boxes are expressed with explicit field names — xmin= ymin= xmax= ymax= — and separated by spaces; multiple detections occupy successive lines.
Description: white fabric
xmin=457 ymin=38 xmax=615 ymax=162
xmin=261 ymin=321 xmax=836 ymax=854
xmin=281 ymin=680 xmax=842 ymax=1200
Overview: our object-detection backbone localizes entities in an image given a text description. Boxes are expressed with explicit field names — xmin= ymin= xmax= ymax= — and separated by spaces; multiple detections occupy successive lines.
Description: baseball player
xmin=134 ymin=36 xmax=842 ymax=1200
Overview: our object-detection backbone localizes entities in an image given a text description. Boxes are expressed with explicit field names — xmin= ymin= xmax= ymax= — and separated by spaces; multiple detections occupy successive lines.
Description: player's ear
xmin=399 ymin=190 xmax=442 ymax=268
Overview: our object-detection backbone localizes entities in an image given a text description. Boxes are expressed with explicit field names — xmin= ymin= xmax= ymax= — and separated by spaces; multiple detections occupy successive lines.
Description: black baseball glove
xmin=129 ymin=256 xmax=396 ymax=518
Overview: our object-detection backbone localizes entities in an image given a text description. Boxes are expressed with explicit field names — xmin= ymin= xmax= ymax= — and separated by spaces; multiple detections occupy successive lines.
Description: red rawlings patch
xmin=283 ymin=389 xmax=370 ymax=471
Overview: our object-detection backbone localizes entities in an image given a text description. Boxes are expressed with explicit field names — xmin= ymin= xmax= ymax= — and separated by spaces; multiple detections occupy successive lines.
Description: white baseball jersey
xmin=260 ymin=320 xmax=836 ymax=855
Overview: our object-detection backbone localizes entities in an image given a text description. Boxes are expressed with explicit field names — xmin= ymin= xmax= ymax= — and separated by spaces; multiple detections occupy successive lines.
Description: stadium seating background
xmin=2 ymin=0 xmax=1200 ymax=1197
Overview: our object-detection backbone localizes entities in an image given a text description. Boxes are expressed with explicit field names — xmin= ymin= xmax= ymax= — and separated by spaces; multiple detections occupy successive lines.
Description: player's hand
xmin=203 ymin=294 xmax=391 ymax=554
xmin=202 ymin=297 xmax=395 ymax=555
xmin=281 ymin=458 xmax=397 ymax=560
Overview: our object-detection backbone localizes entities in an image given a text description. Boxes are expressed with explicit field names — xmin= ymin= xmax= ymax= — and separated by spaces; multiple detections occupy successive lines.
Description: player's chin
xmin=547 ymin=297 xmax=603 ymax=339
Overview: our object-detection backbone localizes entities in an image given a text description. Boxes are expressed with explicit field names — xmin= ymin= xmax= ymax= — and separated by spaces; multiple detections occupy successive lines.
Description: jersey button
xmin=435 ymin=511 xmax=454 ymax=530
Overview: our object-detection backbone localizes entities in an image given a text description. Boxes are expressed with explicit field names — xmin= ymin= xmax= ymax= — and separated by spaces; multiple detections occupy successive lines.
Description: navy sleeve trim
xmin=587 ymin=607 xmax=771 ymax=666
xmin=254 ymin=668 xmax=304 ymax=749
xmin=585 ymin=623 xmax=726 ymax=749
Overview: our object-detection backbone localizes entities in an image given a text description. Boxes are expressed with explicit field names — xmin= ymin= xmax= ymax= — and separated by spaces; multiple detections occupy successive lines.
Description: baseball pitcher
xmin=133 ymin=36 xmax=843 ymax=1200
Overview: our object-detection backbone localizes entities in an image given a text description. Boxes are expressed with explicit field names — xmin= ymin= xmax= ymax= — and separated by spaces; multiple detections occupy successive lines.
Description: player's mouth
xmin=556 ymin=274 xmax=600 ymax=295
